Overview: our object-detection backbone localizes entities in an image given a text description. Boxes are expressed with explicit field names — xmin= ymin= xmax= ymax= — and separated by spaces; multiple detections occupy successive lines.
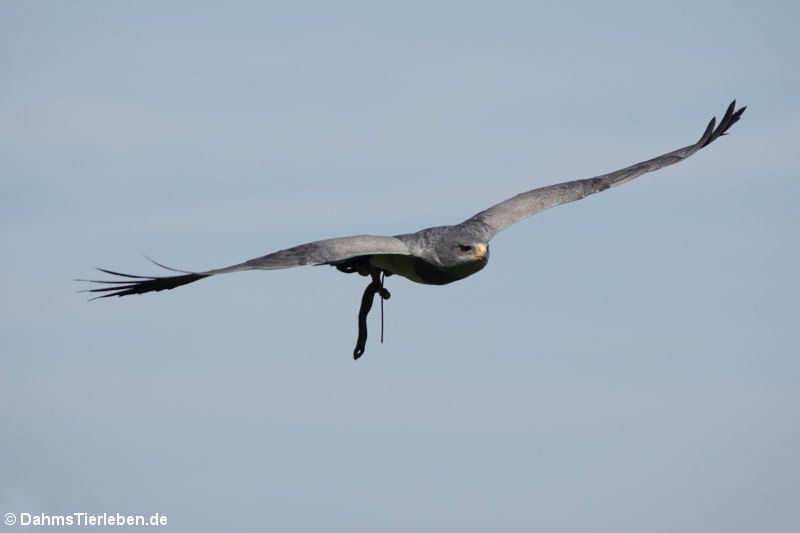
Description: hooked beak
xmin=474 ymin=243 xmax=488 ymax=259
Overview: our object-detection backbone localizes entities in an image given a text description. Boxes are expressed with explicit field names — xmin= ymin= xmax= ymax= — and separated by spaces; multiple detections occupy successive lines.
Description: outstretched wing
xmin=79 ymin=235 xmax=411 ymax=299
xmin=461 ymin=101 xmax=746 ymax=239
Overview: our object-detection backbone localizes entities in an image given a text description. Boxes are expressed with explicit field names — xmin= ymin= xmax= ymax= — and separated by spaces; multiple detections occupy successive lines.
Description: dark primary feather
xmin=78 ymin=267 xmax=208 ymax=300
xmin=698 ymin=100 xmax=746 ymax=148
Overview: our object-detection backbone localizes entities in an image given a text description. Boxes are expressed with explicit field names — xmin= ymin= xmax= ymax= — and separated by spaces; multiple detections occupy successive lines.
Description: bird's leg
xmin=353 ymin=268 xmax=391 ymax=360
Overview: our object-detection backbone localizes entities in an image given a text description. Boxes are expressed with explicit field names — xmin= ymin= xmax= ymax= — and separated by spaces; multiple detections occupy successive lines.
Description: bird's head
xmin=438 ymin=240 xmax=490 ymax=267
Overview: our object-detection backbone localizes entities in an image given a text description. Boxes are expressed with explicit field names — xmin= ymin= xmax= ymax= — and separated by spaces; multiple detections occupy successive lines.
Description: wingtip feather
xmin=77 ymin=261 xmax=209 ymax=299
xmin=698 ymin=100 xmax=746 ymax=148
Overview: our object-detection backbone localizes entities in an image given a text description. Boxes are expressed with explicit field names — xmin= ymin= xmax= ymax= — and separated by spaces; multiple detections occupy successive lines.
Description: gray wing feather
xmin=217 ymin=235 xmax=412 ymax=273
xmin=461 ymin=101 xmax=746 ymax=239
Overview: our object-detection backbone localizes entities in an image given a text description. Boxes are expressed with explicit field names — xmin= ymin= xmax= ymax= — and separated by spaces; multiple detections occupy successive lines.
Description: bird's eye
xmin=458 ymin=244 xmax=472 ymax=252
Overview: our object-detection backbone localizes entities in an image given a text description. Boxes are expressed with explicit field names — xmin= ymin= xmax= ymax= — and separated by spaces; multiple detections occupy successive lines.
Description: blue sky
xmin=2 ymin=1 xmax=798 ymax=531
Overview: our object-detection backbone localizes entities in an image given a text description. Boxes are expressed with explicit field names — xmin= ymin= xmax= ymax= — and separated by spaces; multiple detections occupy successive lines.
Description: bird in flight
xmin=80 ymin=101 xmax=746 ymax=359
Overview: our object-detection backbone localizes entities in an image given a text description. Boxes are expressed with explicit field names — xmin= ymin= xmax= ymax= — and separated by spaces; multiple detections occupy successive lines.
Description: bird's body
xmin=80 ymin=101 xmax=746 ymax=358
xmin=368 ymin=245 xmax=489 ymax=285
xmin=332 ymin=226 xmax=490 ymax=285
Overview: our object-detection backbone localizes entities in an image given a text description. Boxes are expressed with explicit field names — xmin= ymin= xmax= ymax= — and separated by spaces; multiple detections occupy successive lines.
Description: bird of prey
xmin=81 ymin=101 xmax=746 ymax=359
